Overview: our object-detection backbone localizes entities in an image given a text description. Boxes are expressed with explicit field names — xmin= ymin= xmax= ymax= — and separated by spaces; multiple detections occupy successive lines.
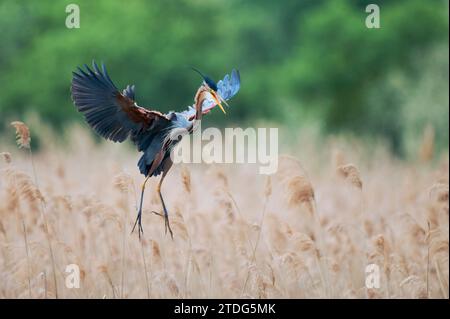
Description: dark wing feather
xmin=71 ymin=61 xmax=170 ymax=143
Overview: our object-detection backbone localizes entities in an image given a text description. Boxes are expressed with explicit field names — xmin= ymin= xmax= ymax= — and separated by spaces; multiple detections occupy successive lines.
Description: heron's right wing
xmin=217 ymin=69 xmax=241 ymax=101
xmin=71 ymin=61 xmax=170 ymax=143
xmin=180 ymin=69 xmax=241 ymax=120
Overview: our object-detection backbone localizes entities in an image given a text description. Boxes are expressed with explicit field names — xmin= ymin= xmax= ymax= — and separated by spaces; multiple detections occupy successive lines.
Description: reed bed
xmin=0 ymin=123 xmax=448 ymax=299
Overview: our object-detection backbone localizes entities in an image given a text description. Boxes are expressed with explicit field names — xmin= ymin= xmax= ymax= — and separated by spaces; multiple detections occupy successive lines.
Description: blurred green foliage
xmin=0 ymin=0 xmax=448 ymax=155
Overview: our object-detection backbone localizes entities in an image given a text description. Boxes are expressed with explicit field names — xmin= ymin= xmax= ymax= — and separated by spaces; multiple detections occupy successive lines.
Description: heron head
xmin=191 ymin=68 xmax=227 ymax=115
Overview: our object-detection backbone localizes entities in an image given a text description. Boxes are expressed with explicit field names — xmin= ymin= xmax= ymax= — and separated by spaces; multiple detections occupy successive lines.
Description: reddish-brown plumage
xmin=188 ymin=85 xmax=212 ymax=121
xmin=115 ymin=92 xmax=168 ymax=128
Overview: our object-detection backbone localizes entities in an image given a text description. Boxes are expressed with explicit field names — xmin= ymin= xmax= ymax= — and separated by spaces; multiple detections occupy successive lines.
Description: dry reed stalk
xmin=4 ymin=168 xmax=45 ymax=204
xmin=4 ymin=167 xmax=37 ymax=298
xmin=7 ymin=165 xmax=33 ymax=298
xmin=167 ymin=275 xmax=180 ymax=297
xmin=22 ymin=221 xmax=32 ymax=298
xmin=426 ymin=204 xmax=449 ymax=298
xmin=399 ymin=275 xmax=427 ymax=298
xmin=183 ymin=249 xmax=192 ymax=298
xmin=241 ymin=175 xmax=272 ymax=296
xmin=337 ymin=162 xmax=368 ymax=297
xmin=338 ymin=163 xmax=368 ymax=295
xmin=11 ymin=121 xmax=31 ymax=149
xmin=222 ymin=189 xmax=260 ymax=270
xmin=374 ymin=234 xmax=391 ymax=298
xmin=212 ymin=167 xmax=244 ymax=219
xmin=213 ymin=169 xmax=255 ymax=261
xmin=291 ymin=232 xmax=316 ymax=252
xmin=112 ymin=172 xmax=134 ymax=299
xmin=4 ymin=183 xmax=19 ymax=211
xmin=419 ymin=124 xmax=435 ymax=163
xmin=0 ymin=220 xmax=6 ymax=241
xmin=120 ymin=194 xmax=129 ymax=299
xmin=286 ymin=174 xmax=315 ymax=215
xmin=6 ymin=164 xmax=33 ymax=298
xmin=129 ymin=171 xmax=150 ymax=301
xmin=151 ymin=240 xmax=162 ymax=265
xmin=427 ymin=185 xmax=449 ymax=298
xmin=434 ymin=258 xmax=448 ymax=299
xmin=10 ymin=121 xmax=59 ymax=298
xmin=337 ymin=164 xmax=363 ymax=189
xmin=215 ymin=169 xmax=229 ymax=189
xmin=426 ymin=221 xmax=431 ymax=298
xmin=181 ymin=166 xmax=191 ymax=194
xmin=99 ymin=265 xmax=117 ymax=298
xmin=113 ymin=172 xmax=133 ymax=193
xmin=216 ymin=192 xmax=235 ymax=223
xmin=264 ymin=175 xmax=272 ymax=198
xmin=285 ymin=239 xmax=320 ymax=297
xmin=286 ymin=163 xmax=333 ymax=297
xmin=140 ymin=239 xmax=151 ymax=298
xmin=41 ymin=271 xmax=48 ymax=299
xmin=192 ymin=255 xmax=209 ymax=298
xmin=120 ymin=247 xmax=126 ymax=298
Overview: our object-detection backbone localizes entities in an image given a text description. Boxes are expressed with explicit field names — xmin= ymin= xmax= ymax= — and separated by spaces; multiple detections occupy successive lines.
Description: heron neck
xmin=194 ymin=87 xmax=208 ymax=121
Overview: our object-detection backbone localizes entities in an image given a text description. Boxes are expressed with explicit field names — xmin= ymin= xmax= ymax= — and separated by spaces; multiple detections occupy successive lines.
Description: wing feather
xmin=217 ymin=69 xmax=241 ymax=101
xmin=180 ymin=69 xmax=241 ymax=119
xmin=71 ymin=61 xmax=170 ymax=143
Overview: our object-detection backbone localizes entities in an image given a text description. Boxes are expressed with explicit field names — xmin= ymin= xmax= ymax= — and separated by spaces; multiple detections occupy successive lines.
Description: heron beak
xmin=220 ymin=95 xmax=229 ymax=108
xmin=211 ymin=90 xmax=226 ymax=115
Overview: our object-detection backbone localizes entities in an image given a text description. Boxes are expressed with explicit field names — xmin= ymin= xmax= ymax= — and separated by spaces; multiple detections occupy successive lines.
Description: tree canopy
xmin=0 ymin=0 xmax=448 ymax=154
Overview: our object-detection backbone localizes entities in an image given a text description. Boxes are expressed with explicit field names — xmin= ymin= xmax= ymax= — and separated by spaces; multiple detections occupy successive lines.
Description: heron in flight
xmin=71 ymin=61 xmax=240 ymax=238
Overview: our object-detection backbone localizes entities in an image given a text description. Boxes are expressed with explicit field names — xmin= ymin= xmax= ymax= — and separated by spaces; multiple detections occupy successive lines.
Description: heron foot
xmin=164 ymin=210 xmax=174 ymax=240
xmin=151 ymin=211 xmax=163 ymax=217
xmin=162 ymin=203 xmax=174 ymax=239
xmin=151 ymin=209 xmax=173 ymax=239
xmin=131 ymin=210 xmax=144 ymax=239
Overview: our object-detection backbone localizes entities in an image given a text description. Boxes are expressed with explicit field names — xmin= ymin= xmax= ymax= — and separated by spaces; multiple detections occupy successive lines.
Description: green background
xmin=0 ymin=0 xmax=448 ymax=155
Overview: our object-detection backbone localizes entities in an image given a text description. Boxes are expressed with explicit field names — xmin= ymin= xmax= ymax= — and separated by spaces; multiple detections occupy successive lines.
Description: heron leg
xmin=158 ymin=164 xmax=173 ymax=239
xmin=132 ymin=174 xmax=151 ymax=239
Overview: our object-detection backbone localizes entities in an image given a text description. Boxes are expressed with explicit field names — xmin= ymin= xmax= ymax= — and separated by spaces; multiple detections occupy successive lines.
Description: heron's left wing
xmin=71 ymin=61 xmax=170 ymax=143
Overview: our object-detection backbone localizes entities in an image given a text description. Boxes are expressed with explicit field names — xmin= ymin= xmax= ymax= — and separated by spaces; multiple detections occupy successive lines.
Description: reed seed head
xmin=11 ymin=121 xmax=31 ymax=149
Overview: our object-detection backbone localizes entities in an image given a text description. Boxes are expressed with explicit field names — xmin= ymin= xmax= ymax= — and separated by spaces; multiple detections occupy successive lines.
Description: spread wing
xmin=217 ymin=69 xmax=241 ymax=101
xmin=180 ymin=69 xmax=241 ymax=119
xmin=71 ymin=61 xmax=170 ymax=143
